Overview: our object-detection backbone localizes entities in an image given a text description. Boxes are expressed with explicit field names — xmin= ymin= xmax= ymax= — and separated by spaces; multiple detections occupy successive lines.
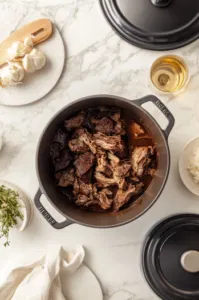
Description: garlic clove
xmin=0 ymin=62 xmax=25 ymax=86
xmin=7 ymin=37 xmax=33 ymax=60
xmin=22 ymin=54 xmax=35 ymax=73
xmin=24 ymin=37 xmax=33 ymax=48
xmin=22 ymin=48 xmax=46 ymax=73
xmin=8 ymin=41 xmax=23 ymax=60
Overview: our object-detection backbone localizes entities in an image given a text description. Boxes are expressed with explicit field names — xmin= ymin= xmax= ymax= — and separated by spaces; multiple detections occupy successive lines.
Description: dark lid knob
xmin=151 ymin=0 xmax=172 ymax=7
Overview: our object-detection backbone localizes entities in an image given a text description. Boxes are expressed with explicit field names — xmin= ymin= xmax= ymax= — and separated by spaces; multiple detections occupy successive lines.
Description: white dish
xmin=179 ymin=137 xmax=199 ymax=196
xmin=0 ymin=25 xmax=65 ymax=106
xmin=0 ymin=180 xmax=33 ymax=231
xmin=61 ymin=264 xmax=103 ymax=300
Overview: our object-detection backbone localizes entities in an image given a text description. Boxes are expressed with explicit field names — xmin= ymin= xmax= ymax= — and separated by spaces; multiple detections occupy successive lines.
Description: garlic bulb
xmin=22 ymin=48 xmax=46 ymax=73
xmin=8 ymin=37 xmax=33 ymax=60
xmin=0 ymin=62 xmax=25 ymax=87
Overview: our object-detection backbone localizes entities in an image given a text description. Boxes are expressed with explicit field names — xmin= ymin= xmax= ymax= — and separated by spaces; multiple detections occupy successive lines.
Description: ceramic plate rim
xmin=0 ymin=25 xmax=65 ymax=106
xmin=179 ymin=136 xmax=199 ymax=196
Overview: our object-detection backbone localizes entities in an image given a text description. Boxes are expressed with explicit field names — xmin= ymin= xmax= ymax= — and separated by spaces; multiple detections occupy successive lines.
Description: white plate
xmin=0 ymin=25 xmax=65 ymax=106
xmin=61 ymin=264 xmax=103 ymax=300
xmin=179 ymin=137 xmax=199 ymax=196
xmin=0 ymin=180 xmax=33 ymax=231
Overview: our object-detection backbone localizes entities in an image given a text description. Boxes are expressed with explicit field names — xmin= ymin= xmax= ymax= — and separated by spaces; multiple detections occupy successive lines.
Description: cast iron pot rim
xmin=35 ymin=94 xmax=171 ymax=228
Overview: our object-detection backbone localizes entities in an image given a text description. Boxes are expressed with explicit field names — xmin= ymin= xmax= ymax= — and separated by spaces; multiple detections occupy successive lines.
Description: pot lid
xmin=142 ymin=214 xmax=199 ymax=300
xmin=99 ymin=0 xmax=199 ymax=50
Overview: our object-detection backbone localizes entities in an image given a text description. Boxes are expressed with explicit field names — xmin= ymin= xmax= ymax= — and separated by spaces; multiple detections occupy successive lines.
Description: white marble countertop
xmin=1 ymin=1 xmax=199 ymax=299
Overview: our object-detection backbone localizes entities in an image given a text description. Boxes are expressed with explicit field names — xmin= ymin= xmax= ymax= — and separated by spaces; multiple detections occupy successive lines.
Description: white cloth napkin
xmin=0 ymin=245 xmax=85 ymax=300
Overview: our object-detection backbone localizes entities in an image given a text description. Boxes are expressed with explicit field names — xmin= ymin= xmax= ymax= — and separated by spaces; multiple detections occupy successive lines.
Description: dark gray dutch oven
xmin=34 ymin=94 xmax=174 ymax=229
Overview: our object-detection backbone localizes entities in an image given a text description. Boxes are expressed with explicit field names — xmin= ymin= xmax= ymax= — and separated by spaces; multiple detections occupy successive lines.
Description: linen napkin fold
xmin=0 ymin=245 xmax=84 ymax=300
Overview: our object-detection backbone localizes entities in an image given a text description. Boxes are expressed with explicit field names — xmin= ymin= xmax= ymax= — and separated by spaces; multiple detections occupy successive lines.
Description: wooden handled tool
xmin=0 ymin=19 xmax=53 ymax=67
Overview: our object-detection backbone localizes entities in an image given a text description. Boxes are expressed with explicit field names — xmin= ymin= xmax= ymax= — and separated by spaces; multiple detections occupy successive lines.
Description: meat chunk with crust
xmin=73 ymin=178 xmax=93 ymax=197
xmin=114 ymin=120 xmax=126 ymax=135
xmin=53 ymin=129 xmax=68 ymax=149
xmin=115 ymin=162 xmax=131 ymax=178
xmin=95 ymin=172 xmax=116 ymax=187
xmin=113 ymin=185 xmax=135 ymax=211
xmin=91 ymin=117 xmax=114 ymax=135
xmin=54 ymin=150 xmax=72 ymax=172
xmin=110 ymin=111 xmax=121 ymax=122
xmin=131 ymin=146 xmax=154 ymax=177
xmin=94 ymin=189 xmax=113 ymax=210
xmin=96 ymin=150 xmax=112 ymax=177
xmin=57 ymin=168 xmax=75 ymax=187
xmin=50 ymin=143 xmax=62 ymax=162
xmin=74 ymin=152 xmax=95 ymax=177
xmin=68 ymin=138 xmax=89 ymax=153
xmin=69 ymin=128 xmax=94 ymax=153
xmin=76 ymin=195 xmax=96 ymax=207
xmin=113 ymin=182 xmax=144 ymax=211
xmin=113 ymin=185 xmax=136 ymax=211
xmin=79 ymin=129 xmax=97 ymax=154
xmin=65 ymin=112 xmax=85 ymax=131
xmin=94 ymin=132 xmax=125 ymax=152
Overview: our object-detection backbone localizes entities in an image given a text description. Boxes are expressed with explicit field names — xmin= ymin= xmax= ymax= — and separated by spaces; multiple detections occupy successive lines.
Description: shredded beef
xmin=50 ymin=106 xmax=157 ymax=213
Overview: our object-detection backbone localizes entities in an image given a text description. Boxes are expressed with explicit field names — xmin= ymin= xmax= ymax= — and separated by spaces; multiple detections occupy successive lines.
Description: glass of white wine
xmin=150 ymin=55 xmax=189 ymax=93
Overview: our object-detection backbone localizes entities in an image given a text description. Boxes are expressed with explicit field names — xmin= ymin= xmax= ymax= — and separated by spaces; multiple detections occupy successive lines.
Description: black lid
xmin=99 ymin=0 xmax=199 ymax=50
xmin=142 ymin=214 xmax=199 ymax=300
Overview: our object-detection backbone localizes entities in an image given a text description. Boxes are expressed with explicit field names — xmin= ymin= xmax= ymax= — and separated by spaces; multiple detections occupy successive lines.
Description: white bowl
xmin=179 ymin=137 xmax=199 ymax=196
xmin=0 ymin=180 xmax=33 ymax=231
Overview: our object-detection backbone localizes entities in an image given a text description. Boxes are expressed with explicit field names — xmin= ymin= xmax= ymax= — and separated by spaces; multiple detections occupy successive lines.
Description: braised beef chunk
xmin=50 ymin=143 xmax=62 ymax=161
xmin=114 ymin=162 xmax=131 ymax=178
xmin=68 ymin=138 xmax=89 ymax=153
xmin=58 ymin=168 xmax=75 ymax=187
xmin=94 ymin=132 xmax=125 ymax=153
xmin=131 ymin=146 xmax=154 ymax=177
xmin=79 ymin=129 xmax=97 ymax=154
xmin=74 ymin=152 xmax=95 ymax=177
xmin=94 ymin=189 xmax=113 ymax=210
xmin=54 ymin=150 xmax=72 ymax=172
xmin=50 ymin=106 xmax=157 ymax=213
xmin=76 ymin=195 xmax=94 ymax=207
xmin=113 ymin=185 xmax=136 ymax=211
xmin=73 ymin=178 xmax=93 ymax=197
xmin=80 ymin=169 xmax=93 ymax=184
xmin=114 ymin=120 xmax=125 ymax=135
xmin=54 ymin=129 xmax=68 ymax=149
xmin=65 ymin=111 xmax=85 ymax=130
xmin=92 ymin=117 xmax=114 ymax=135
xmin=95 ymin=171 xmax=117 ymax=187
xmin=110 ymin=110 xmax=121 ymax=122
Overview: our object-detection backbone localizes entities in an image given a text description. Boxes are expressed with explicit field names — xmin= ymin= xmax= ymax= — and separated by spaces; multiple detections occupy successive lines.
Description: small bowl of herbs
xmin=0 ymin=181 xmax=33 ymax=246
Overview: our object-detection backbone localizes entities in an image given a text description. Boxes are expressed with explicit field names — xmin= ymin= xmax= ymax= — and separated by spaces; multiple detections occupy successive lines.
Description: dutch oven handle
xmin=134 ymin=95 xmax=175 ymax=138
xmin=34 ymin=189 xmax=73 ymax=229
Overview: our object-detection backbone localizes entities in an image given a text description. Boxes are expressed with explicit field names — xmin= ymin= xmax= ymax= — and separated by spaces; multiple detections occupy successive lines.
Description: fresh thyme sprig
xmin=0 ymin=185 xmax=24 ymax=246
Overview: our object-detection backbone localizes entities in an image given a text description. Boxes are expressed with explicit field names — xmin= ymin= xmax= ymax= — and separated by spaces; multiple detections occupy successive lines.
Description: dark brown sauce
xmin=122 ymin=110 xmax=157 ymax=210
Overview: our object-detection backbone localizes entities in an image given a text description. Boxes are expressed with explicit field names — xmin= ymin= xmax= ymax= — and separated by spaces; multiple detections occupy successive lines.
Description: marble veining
xmin=1 ymin=1 xmax=199 ymax=299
